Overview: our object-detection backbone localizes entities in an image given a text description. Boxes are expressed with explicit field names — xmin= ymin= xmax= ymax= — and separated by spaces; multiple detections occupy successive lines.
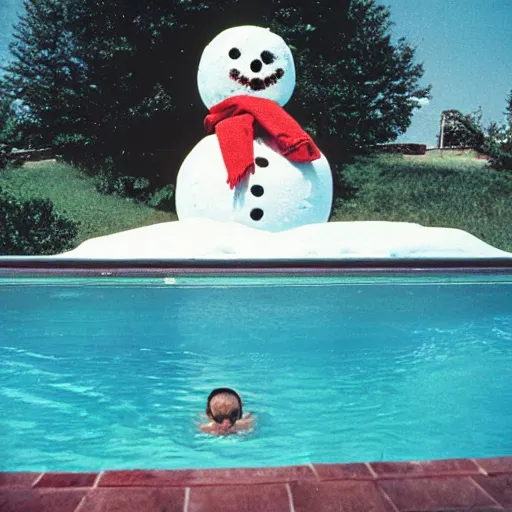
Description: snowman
xmin=175 ymin=25 xmax=333 ymax=232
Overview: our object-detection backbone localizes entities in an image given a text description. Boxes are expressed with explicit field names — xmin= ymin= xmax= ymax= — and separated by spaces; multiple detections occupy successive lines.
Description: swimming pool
xmin=1 ymin=261 xmax=511 ymax=472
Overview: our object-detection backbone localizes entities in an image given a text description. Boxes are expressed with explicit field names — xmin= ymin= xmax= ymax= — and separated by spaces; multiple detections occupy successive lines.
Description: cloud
xmin=410 ymin=97 xmax=430 ymax=107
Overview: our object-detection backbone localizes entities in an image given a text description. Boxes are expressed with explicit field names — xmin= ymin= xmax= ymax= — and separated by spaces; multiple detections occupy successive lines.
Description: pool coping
xmin=1 ymin=457 xmax=512 ymax=511
xmin=0 ymin=256 xmax=512 ymax=279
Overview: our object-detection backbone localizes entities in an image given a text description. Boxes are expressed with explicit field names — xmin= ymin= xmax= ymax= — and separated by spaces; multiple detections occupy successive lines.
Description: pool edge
xmin=0 ymin=256 xmax=512 ymax=278
xmin=1 ymin=456 xmax=511 ymax=511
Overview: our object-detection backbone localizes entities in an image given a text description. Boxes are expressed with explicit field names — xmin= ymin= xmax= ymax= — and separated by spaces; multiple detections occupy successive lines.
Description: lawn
xmin=1 ymin=153 xmax=511 ymax=253
xmin=0 ymin=160 xmax=177 ymax=246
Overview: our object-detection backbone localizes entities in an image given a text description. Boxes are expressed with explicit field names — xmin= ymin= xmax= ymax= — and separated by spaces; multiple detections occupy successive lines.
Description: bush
xmin=91 ymin=155 xmax=176 ymax=209
xmin=371 ymin=143 xmax=427 ymax=155
xmin=484 ymin=124 xmax=512 ymax=171
xmin=147 ymin=184 xmax=175 ymax=211
xmin=0 ymin=187 xmax=79 ymax=255
xmin=487 ymin=147 xmax=512 ymax=172
xmin=95 ymin=170 xmax=152 ymax=201
xmin=0 ymin=143 xmax=9 ymax=169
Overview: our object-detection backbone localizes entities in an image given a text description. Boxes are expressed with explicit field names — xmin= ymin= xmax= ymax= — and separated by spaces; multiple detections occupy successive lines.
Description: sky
xmin=0 ymin=0 xmax=511 ymax=147
xmin=384 ymin=0 xmax=512 ymax=146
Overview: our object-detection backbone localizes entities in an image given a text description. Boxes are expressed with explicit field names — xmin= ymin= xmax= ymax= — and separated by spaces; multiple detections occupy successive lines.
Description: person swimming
xmin=200 ymin=387 xmax=254 ymax=435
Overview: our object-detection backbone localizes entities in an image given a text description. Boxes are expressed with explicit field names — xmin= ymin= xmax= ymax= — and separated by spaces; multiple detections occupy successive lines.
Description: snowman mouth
xmin=229 ymin=68 xmax=285 ymax=91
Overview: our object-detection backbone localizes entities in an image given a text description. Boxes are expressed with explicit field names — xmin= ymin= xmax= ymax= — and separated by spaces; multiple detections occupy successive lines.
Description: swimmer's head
xmin=206 ymin=388 xmax=243 ymax=427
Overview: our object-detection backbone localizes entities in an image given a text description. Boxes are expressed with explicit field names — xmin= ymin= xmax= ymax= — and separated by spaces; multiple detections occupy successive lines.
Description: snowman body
xmin=176 ymin=135 xmax=332 ymax=232
xmin=175 ymin=25 xmax=333 ymax=232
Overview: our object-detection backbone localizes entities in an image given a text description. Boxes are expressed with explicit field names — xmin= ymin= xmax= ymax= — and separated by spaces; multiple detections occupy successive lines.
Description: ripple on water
xmin=1 ymin=388 xmax=76 ymax=414
xmin=1 ymin=279 xmax=511 ymax=471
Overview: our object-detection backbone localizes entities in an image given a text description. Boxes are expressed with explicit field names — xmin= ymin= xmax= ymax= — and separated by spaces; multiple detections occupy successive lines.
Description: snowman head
xmin=197 ymin=25 xmax=296 ymax=109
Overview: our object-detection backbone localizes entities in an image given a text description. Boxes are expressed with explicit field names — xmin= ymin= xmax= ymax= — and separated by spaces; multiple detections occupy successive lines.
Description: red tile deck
xmin=98 ymin=465 xmax=317 ymax=487
xmin=187 ymin=483 xmax=290 ymax=512
xmin=1 ymin=457 xmax=511 ymax=512
xmin=35 ymin=473 xmax=98 ymax=489
xmin=370 ymin=458 xmax=483 ymax=479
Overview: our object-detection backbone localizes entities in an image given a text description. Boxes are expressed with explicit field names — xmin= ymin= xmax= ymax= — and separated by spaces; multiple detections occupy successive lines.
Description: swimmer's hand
xmin=233 ymin=412 xmax=254 ymax=430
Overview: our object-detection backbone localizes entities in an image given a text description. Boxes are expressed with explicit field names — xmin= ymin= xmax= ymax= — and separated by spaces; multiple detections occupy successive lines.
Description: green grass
xmin=331 ymin=154 xmax=512 ymax=252
xmin=1 ymin=155 xmax=511 ymax=253
xmin=0 ymin=160 xmax=177 ymax=247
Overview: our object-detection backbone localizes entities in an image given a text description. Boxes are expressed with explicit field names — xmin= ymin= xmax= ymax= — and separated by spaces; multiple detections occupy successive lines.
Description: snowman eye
xmin=229 ymin=48 xmax=241 ymax=60
xmin=260 ymin=51 xmax=275 ymax=65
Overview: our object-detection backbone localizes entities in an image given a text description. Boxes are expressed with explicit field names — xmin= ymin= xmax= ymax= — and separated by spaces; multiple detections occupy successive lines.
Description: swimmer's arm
xmin=234 ymin=414 xmax=255 ymax=431
xmin=200 ymin=423 xmax=216 ymax=434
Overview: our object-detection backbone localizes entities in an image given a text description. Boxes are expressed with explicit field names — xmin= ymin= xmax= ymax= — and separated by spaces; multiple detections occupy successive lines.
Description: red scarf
xmin=204 ymin=95 xmax=321 ymax=189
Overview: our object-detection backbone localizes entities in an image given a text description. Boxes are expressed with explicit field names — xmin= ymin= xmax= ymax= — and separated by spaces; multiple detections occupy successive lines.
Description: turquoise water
xmin=1 ymin=274 xmax=511 ymax=471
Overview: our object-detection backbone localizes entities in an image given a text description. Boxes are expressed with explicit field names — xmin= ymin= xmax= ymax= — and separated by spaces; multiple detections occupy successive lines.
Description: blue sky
xmin=386 ymin=0 xmax=512 ymax=145
xmin=1 ymin=0 xmax=511 ymax=146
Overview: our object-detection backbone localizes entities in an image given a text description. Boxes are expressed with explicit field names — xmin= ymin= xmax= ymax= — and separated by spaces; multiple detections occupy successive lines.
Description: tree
xmin=1 ymin=0 xmax=87 ymax=149
xmin=1 ymin=0 xmax=430 ymax=190
xmin=270 ymin=0 xmax=431 ymax=157
xmin=502 ymin=88 xmax=512 ymax=153
xmin=505 ymin=88 xmax=512 ymax=130
xmin=2 ymin=0 xmax=271 ymax=185
xmin=0 ymin=95 xmax=23 ymax=168
xmin=439 ymin=109 xmax=485 ymax=149
xmin=485 ymin=89 xmax=512 ymax=171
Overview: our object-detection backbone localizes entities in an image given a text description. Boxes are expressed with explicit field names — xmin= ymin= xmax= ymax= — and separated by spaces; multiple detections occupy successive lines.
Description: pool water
xmin=1 ymin=274 xmax=511 ymax=471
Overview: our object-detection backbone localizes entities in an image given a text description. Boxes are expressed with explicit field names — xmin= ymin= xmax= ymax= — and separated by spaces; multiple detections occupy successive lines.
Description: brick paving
xmin=1 ymin=457 xmax=511 ymax=511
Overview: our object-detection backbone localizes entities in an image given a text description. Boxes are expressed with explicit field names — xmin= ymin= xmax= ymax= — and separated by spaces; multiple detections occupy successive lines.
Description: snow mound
xmin=56 ymin=219 xmax=512 ymax=260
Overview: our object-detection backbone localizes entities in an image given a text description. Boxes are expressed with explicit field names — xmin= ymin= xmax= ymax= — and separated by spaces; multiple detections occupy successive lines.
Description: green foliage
xmin=147 ymin=184 xmax=175 ymax=211
xmin=0 ymin=96 xmax=23 ymax=168
xmin=440 ymin=109 xmax=485 ymax=149
xmin=1 ymin=0 xmax=430 ymax=186
xmin=482 ymin=90 xmax=512 ymax=171
xmin=506 ymin=88 xmax=512 ymax=129
xmin=2 ymin=156 xmax=510 ymax=253
xmin=271 ymin=0 xmax=431 ymax=158
xmin=487 ymin=146 xmax=512 ymax=172
xmin=438 ymin=101 xmax=512 ymax=172
xmin=332 ymin=155 xmax=512 ymax=252
xmin=0 ymin=160 xmax=177 ymax=246
xmin=0 ymin=185 xmax=79 ymax=255
xmin=92 ymin=156 xmax=175 ymax=207
xmin=94 ymin=159 xmax=152 ymax=201
xmin=484 ymin=121 xmax=505 ymax=152
xmin=0 ymin=0 xmax=85 ymax=149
